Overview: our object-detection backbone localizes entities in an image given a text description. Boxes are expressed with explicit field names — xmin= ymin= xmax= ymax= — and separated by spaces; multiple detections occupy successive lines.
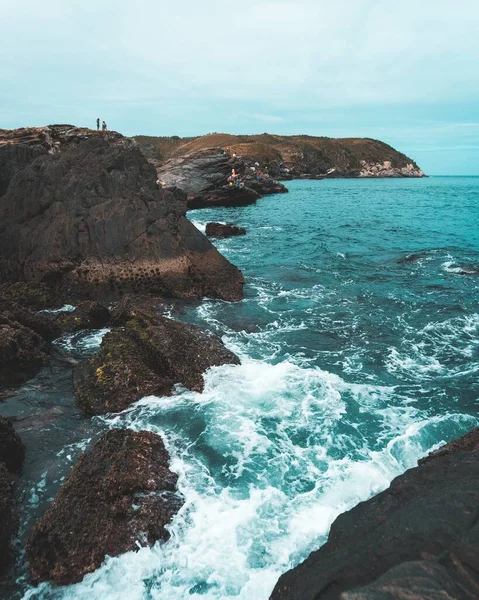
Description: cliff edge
xmin=0 ymin=126 xmax=243 ymax=301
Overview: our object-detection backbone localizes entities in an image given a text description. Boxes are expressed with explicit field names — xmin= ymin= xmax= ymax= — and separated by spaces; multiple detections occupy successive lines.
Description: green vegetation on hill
xmin=132 ymin=133 xmax=422 ymax=178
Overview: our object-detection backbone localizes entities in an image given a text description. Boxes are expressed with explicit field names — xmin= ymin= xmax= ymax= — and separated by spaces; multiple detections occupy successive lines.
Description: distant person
xmin=102 ymin=121 xmax=107 ymax=132
xmin=96 ymin=117 xmax=100 ymax=131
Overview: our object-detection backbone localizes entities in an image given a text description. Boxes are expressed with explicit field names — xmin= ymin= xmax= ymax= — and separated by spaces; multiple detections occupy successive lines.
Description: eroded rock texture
xmin=26 ymin=428 xmax=183 ymax=585
xmin=205 ymin=223 xmax=247 ymax=238
xmin=74 ymin=296 xmax=240 ymax=415
xmin=0 ymin=126 xmax=243 ymax=302
xmin=156 ymin=147 xmax=286 ymax=209
xmin=270 ymin=427 xmax=479 ymax=600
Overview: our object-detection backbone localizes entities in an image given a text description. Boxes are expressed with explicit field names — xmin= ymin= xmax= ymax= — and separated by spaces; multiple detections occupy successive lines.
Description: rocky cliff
xmin=270 ymin=427 xmax=479 ymax=600
xmin=133 ymin=133 xmax=425 ymax=179
xmin=154 ymin=147 xmax=287 ymax=209
xmin=0 ymin=126 xmax=243 ymax=302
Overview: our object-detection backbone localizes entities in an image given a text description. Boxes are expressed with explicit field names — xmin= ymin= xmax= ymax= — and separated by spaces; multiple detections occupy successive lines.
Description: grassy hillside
xmin=133 ymin=133 xmax=421 ymax=177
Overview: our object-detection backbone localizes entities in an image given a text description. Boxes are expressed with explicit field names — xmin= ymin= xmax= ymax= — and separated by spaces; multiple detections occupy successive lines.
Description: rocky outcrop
xmin=74 ymin=297 xmax=240 ymax=415
xmin=56 ymin=301 xmax=111 ymax=333
xmin=0 ymin=417 xmax=26 ymax=474
xmin=155 ymin=147 xmax=285 ymax=209
xmin=0 ymin=126 xmax=243 ymax=302
xmin=205 ymin=223 xmax=246 ymax=238
xmin=135 ymin=133 xmax=425 ymax=179
xmin=270 ymin=427 xmax=479 ymax=600
xmin=26 ymin=428 xmax=183 ymax=585
xmin=0 ymin=318 xmax=50 ymax=388
xmin=0 ymin=417 xmax=25 ymax=576
xmin=358 ymin=160 xmax=425 ymax=178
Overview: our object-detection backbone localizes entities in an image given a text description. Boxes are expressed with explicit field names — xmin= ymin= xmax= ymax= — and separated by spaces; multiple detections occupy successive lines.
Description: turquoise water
xmin=25 ymin=177 xmax=479 ymax=599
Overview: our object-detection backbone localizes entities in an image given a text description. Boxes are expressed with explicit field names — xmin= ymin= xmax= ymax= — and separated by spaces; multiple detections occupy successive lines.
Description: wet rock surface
xmin=56 ymin=301 xmax=111 ymax=333
xmin=270 ymin=427 xmax=479 ymax=600
xmin=26 ymin=428 xmax=183 ymax=585
xmin=74 ymin=297 xmax=240 ymax=415
xmin=0 ymin=125 xmax=243 ymax=302
xmin=205 ymin=222 xmax=247 ymax=238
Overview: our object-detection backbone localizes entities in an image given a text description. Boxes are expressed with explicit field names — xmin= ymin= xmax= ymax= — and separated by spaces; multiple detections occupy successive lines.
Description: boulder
xmin=0 ymin=281 xmax=59 ymax=311
xmin=0 ymin=417 xmax=25 ymax=474
xmin=56 ymin=301 xmax=111 ymax=333
xmin=270 ymin=427 xmax=479 ymax=600
xmin=0 ymin=297 xmax=61 ymax=342
xmin=0 ymin=126 xmax=243 ymax=302
xmin=26 ymin=429 xmax=183 ymax=585
xmin=205 ymin=223 xmax=247 ymax=238
xmin=74 ymin=299 xmax=240 ymax=415
xmin=0 ymin=318 xmax=50 ymax=387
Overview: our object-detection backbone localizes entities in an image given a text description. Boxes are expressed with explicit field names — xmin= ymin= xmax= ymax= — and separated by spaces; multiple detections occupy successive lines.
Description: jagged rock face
xmin=205 ymin=222 xmax=247 ymax=238
xmin=358 ymin=160 xmax=425 ymax=178
xmin=270 ymin=427 xmax=479 ymax=600
xmin=156 ymin=147 xmax=286 ymax=209
xmin=74 ymin=297 xmax=240 ymax=415
xmin=0 ymin=126 xmax=243 ymax=302
xmin=26 ymin=429 xmax=183 ymax=585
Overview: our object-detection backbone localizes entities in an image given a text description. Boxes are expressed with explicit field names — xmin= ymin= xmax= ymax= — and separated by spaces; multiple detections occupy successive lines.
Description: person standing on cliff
xmin=96 ymin=118 xmax=100 ymax=130
xmin=102 ymin=121 xmax=107 ymax=132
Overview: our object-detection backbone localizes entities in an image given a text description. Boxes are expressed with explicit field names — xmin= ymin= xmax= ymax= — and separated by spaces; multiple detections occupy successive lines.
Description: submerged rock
xmin=270 ymin=427 xmax=479 ymax=600
xmin=0 ymin=126 xmax=243 ymax=302
xmin=205 ymin=222 xmax=247 ymax=238
xmin=26 ymin=428 xmax=183 ymax=585
xmin=74 ymin=298 xmax=240 ymax=415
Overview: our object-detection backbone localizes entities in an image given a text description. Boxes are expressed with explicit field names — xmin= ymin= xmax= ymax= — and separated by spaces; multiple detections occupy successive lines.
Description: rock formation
xmin=0 ymin=126 xmax=243 ymax=302
xmin=152 ymin=146 xmax=288 ymax=209
xmin=270 ymin=427 xmax=479 ymax=600
xmin=0 ymin=417 xmax=25 ymax=576
xmin=205 ymin=223 xmax=247 ymax=238
xmin=74 ymin=296 xmax=240 ymax=415
xmin=134 ymin=133 xmax=426 ymax=179
xmin=26 ymin=428 xmax=183 ymax=584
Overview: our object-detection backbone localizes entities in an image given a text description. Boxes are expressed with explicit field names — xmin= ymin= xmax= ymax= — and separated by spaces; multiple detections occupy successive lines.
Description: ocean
xmin=18 ymin=177 xmax=479 ymax=599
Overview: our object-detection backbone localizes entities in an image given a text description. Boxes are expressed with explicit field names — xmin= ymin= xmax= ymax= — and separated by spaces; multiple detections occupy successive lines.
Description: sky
xmin=1 ymin=0 xmax=479 ymax=175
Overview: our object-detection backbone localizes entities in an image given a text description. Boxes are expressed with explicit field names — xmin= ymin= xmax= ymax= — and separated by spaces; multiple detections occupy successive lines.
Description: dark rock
xmin=270 ymin=427 xmax=479 ymax=600
xmin=0 ymin=463 xmax=15 ymax=577
xmin=0 ymin=318 xmax=50 ymax=387
xmin=0 ymin=297 xmax=61 ymax=342
xmin=205 ymin=223 xmax=247 ymax=238
xmin=0 ymin=417 xmax=25 ymax=474
xmin=0 ymin=126 xmax=243 ymax=302
xmin=156 ymin=147 xmax=284 ymax=209
xmin=187 ymin=184 xmax=260 ymax=209
xmin=0 ymin=281 xmax=59 ymax=311
xmin=26 ymin=428 xmax=183 ymax=584
xmin=74 ymin=298 xmax=240 ymax=415
xmin=56 ymin=301 xmax=111 ymax=333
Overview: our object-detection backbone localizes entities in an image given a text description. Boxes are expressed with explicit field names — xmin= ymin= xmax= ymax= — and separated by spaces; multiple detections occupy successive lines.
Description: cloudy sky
xmin=1 ymin=0 xmax=479 ymax=174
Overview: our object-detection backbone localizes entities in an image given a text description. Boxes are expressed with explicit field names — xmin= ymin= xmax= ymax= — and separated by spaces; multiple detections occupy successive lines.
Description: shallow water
xmin=8 ymin=177 xmax=479 ymax=599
